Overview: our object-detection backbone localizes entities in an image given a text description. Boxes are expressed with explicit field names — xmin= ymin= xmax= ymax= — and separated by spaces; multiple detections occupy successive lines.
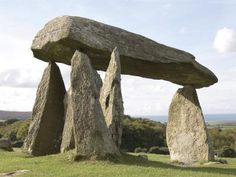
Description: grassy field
xmin=0 ymin=149 xmax=236 ymax=177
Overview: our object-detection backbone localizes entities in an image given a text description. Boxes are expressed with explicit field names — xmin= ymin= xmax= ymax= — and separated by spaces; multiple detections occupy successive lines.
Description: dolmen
xmin=24 ymin=16 xmax=217 ymax=163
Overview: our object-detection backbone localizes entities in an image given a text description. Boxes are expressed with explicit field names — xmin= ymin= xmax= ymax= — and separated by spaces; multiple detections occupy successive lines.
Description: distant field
xmin=207 ymin=121 xmax=236 ymax=129
xmin=208 ymin=125 xmax=236 ymax=129
xmin=0 ymin=149 xmax=235 ymax=177
xmin=0 ymin=110 xmax=31 ymax=121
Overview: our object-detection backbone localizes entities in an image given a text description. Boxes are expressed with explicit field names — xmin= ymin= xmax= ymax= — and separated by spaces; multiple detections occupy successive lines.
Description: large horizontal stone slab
xmin=31 ymin=16 xmax=217 ymax=88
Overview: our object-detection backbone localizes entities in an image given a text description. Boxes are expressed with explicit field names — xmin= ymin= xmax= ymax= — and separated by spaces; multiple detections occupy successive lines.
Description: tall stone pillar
xmin=23 ymin=61 xmax=66 ymax=156
xmin=100 ymin=47 xmax=124 ymax=148
xmin=61 ymin=57 xmax=103 ymax=153
xmin=60 ymin=87 xmax=75 ymax=153
xmin=70 ymin=50 xmax=119 ymax=159
xmin=167 ymin=86 xmax=214 ymax=164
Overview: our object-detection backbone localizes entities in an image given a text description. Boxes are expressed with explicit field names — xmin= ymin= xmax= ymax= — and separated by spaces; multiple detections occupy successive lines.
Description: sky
xmin=0 ymin=0 xmax=236 ymax=116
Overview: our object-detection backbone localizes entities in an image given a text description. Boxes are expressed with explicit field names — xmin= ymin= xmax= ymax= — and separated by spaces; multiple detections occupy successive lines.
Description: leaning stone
xmin=0 ymin=138 xmax=13 ymax=151
xmin=100 ymin=47 xmax=124 ymax=148
xmin=31 ymin=16 xmax=217 ymax=88
xmin=23 ymin=61 xmax=66 ymax=156
xmin=61 ymin=87 xmax=75 ymax=153
xmin=167 ymin=86 xmax=214 ymax=164
xmin=70 ymin=50 xmax=119 ymax=159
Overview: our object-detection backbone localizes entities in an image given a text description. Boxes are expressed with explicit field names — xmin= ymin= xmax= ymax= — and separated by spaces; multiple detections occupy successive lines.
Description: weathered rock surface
xmin=70 ymin=50 xmax=119 ymax=158
xmin=61 ymin=64 xmax=103 ymax=153
xmin=31 ymin=16 xmax=217 ymax=88
xmin=61 ymin=88 xmax=75 ymax=153
xmin=23 ymin=62 xmax=66 ymax=156
xmin=167 ymin=86 xmax=214 ymax=164
xmin=100 ymin=47 xmax=124 ymax=147
xmin=0 ymin=138 xmax=13 ymax=151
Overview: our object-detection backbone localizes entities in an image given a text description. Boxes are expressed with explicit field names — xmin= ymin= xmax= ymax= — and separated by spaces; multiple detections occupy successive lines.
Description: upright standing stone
xmin=70 ymin=50 xmax=119 ymax=159
xmin=100 ymin=47 xmax=124 ymax=147
xmin=23 ymin=62 xmax=66 ymax=156
xmin=61 ymin=87 xmax=75 ymax=153
xmin=167 ymin=86 xmax=213 ymax=164
xmin=61 ymin=61 xmax=103 ymax=153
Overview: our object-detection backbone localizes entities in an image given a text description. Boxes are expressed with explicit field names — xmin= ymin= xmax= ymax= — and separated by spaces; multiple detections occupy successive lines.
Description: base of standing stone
xmin=167 ymin=86 xmax=214 ymax=165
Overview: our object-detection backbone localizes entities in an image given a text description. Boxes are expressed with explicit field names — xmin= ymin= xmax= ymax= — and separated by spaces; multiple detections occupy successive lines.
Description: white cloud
xmin=213 ymin=27 xmax=236 ymax=53
xmin=179 ymin=27 xmax=187 ymax=34
xmin=0 ymin=87 xmax=37 ymax=111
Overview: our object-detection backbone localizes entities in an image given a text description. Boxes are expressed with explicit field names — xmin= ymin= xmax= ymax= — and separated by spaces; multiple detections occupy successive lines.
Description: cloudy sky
xmin=0 ymin=0 xmax=236 ymax=116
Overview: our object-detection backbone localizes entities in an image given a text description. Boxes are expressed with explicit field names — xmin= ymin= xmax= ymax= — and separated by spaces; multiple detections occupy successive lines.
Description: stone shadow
xmin=118 ymin=154 xmax=236 ymax=176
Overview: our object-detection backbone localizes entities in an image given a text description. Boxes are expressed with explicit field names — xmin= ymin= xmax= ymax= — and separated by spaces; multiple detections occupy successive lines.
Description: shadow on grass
xmin=19 ymin=151 xmax=236 ymax=176
xmin=118 ymin=153 xmax=236 ymax=176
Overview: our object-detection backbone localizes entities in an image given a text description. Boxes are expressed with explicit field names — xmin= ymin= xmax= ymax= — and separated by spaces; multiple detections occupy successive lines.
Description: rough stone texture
xmin=70 ymin=50 xmax=119 ymax=158
xmin=100 ymin=47 xmax=124 ymax=148
xmin=0 ymin=138 xmax=13 ymax=151
xmin=31 ymin=16 xmax=217 ymax=88
xmin=61 ymin=87 xmax=74 ymax=153
xmin=61 ymin=66 xmax=103 ymax=153
xmin=167 ymin=86 xmax=214 ymax=164
xmin=23 ymin=62 xmax=66 ymax=156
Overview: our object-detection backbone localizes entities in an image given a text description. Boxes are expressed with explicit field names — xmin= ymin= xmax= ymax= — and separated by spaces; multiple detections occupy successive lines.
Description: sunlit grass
xmin=0 ymin=149 xmax=235 ymax=177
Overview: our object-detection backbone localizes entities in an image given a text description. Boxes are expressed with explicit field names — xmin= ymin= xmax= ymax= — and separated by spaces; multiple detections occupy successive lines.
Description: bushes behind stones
xmin=0 ymin=138 xmax=13 ymax=151
xmin=134 ymin=146 xmax=170 ymax=154
xmin=216 ymin=146 xmax=236 ymax=158
xmin=0 ymin=119 xmax=30 ymax=147
xmin=121 ymin=115 xmax=166 ymax=152
xmin=209 ymin=128 xmax=236 ymax=151
xmin=134 ymin=147 xmax=147 ymax=153
xmin=148 ymin=146 xmax=170 ymax=155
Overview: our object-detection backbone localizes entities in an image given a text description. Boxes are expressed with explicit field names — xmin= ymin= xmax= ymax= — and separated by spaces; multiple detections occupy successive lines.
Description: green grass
xmin=0 ymin=149 xmax=236 ymax=177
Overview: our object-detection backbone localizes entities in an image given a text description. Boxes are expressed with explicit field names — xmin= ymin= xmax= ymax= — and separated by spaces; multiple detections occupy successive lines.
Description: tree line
xmin=0 ymin=115 xmax=235 ymax=157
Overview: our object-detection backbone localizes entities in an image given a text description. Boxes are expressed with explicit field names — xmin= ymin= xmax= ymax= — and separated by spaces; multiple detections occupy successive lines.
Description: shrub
xmin=121 ymin=115 xmax=166 ymax=152
xmin=16 ymin=121 xmax=30 ymax=140
xmin=0 ymin=119 xmax=30 ymax=143
xmin=134 ymin=147 xmax=147 ymax=153
xmin=12 ymin=141 xmax=24 ymax=148
xmin=5 ymin=119 xmax=20 ymax=125
xmin=9 ymin=131 xmax=17 ymax=142
xmin=148 ymin=146 xmax=169 ymax=155
xmin=219 ymin=146 xmax=236 ymax=158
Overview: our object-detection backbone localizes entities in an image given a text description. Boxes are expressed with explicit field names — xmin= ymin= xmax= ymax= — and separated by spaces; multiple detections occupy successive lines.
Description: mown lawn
xmin=0 ymin=149 xmax=235 ymax=177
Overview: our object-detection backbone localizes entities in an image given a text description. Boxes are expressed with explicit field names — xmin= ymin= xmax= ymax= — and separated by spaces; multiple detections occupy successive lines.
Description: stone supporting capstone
xmin=100 ymin=47 xmax=124 ymax=148
xmin=61 ymin=61 xmax=103 ymax=153
xmin=23 ymin=61 xmax=66 ymax=156
xmin=70 ymin=50 xmax=119 ymax=159
xmin=166 ymin=86 xmax=214 ymax=164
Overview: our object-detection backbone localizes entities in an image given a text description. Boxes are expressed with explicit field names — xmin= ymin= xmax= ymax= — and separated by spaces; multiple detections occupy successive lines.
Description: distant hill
xmin=144 ymin=114 xmax=236 ymax=124
xmin=0 ymin=110 xmax=32 ymax=121
xmin=0 ymin=110 xmax=235 ymax=125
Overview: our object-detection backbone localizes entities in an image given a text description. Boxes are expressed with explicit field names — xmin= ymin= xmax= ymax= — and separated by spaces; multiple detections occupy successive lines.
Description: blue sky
xmin=0 ymin=0 xmax=236 ymax=116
